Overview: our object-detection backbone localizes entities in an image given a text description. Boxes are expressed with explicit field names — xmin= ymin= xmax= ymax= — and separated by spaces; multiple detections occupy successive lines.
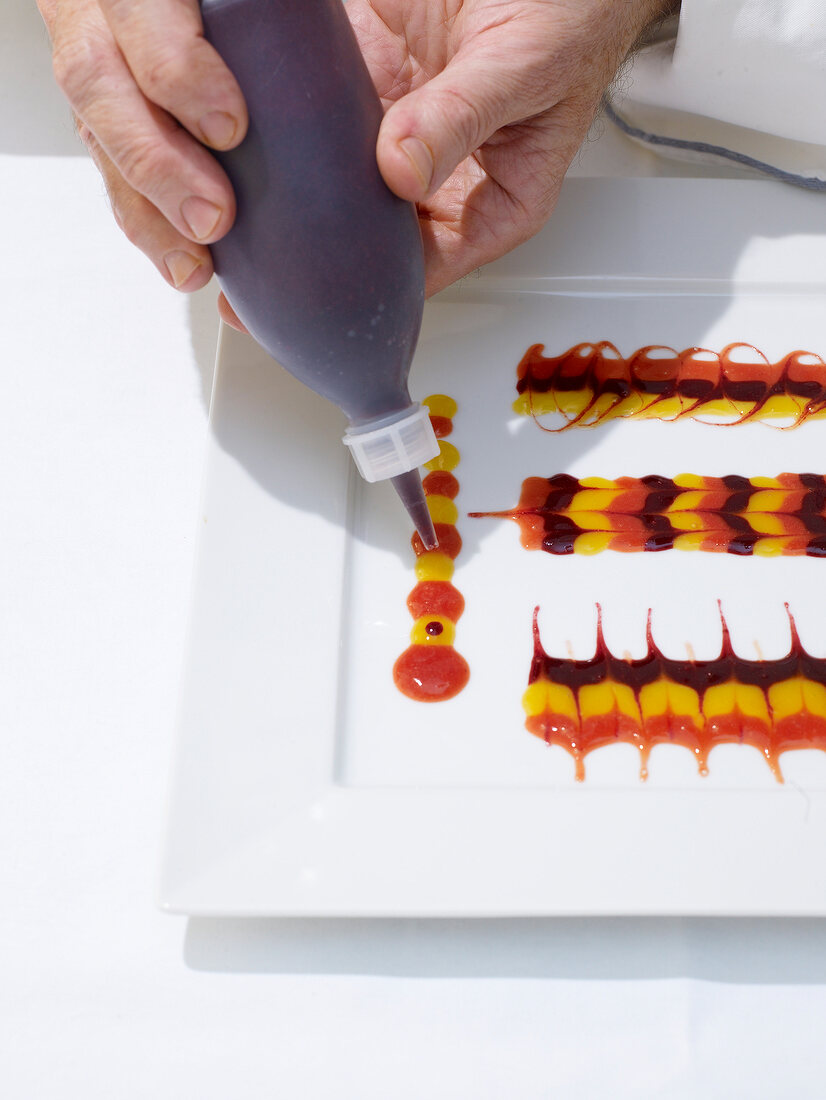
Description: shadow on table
xmin=184 ymin=917 xmax=826 ymax=983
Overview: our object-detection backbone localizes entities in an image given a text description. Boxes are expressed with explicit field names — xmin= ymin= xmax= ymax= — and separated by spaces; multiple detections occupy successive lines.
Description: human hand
xmin=37 ymin=0 xmax=248 ymax=292
xmin=216 ymin=0 xmax=672 ymax=331
xmin=40 ymin=0 xmax=671 ymax=327
xmin=348 ymin=0 xmax=675 ymax=296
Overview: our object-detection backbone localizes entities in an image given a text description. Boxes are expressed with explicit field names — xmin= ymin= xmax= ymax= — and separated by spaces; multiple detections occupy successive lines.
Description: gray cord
xmin=603 ymin=97 xmax=826 ymax=193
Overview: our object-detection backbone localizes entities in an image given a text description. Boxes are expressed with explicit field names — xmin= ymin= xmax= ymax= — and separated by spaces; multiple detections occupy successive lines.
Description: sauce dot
xmin=423 ymin=393 xmax=458 ymax=419
xmin=425 ymin=621 xmax=444 ymax=636
xmin=423 ymin=471 xmax=460 ymax=499
xmin=393 ymin=645 xmax=470 ymax=702
xmin=429 ymin=415 xmax=453 ymax=439
xmin=412 ymin=523 xmax=462 ymax=560
xmin=407 ymin=581 xmax=465 ymax=622
xmin=425 ymin=441 xmax=460 ymax=472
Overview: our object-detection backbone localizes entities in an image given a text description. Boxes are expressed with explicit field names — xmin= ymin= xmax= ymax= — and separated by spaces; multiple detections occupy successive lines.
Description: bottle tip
xmin=418 ymin=515 xmax=439 ymax=551
xmin=390 ymin=469 xmax=438 ymax=550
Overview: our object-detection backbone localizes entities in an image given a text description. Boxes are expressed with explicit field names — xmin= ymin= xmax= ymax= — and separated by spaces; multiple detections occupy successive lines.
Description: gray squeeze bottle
xmin=200 ymin=0 xmax=439 ymax=549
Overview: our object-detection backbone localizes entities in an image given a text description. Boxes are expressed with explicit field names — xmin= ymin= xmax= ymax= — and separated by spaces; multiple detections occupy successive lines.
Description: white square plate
xmin=161 ymin=179 xmax=826 ymax=915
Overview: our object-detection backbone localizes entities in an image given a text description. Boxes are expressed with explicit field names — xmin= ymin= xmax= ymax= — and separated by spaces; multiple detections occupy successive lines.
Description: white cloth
xmin=611 ymin=0 xmax=826 ymax=180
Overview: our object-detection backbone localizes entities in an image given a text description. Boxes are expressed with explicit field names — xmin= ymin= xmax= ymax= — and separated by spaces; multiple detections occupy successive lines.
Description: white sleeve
xmin=608 ymin=0 xmax=826 ymax=183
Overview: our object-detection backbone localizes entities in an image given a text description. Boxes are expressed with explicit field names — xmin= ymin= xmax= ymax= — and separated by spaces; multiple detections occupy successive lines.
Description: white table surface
xmin=5 ymin=2 xmax=826 ymax=1096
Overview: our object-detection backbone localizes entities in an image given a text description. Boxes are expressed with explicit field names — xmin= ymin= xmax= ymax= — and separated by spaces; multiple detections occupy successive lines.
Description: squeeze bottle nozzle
xmin=343 ymin=406 xmax=439 ymax=548
xmin=199 ymin=0 xmax=440 ymax=550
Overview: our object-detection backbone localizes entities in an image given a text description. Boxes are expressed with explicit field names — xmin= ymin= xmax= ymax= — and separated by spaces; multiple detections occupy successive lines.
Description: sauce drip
xmin=393 ymin=395 xmax=470 ymax=701
xmin=513 ymin=342 xmax=826 ymax=429
xmin=525 ymin=604 xmax=826 ymax=782
xmin=471 ymin=472 xmax=826 ymax=556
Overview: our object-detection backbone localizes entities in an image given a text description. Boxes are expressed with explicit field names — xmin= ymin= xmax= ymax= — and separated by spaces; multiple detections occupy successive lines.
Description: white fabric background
xmin=4 ymin=2 xmax=826 ymax=1096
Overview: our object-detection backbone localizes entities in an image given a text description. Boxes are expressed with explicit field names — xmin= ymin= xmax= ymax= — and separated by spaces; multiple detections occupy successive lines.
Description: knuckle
xmin=137 ymin=47 xmax=189 ymax=106
xmin=437 ymin=86 xmax=489 ymax=153
xmin=515 ymin=202 xmax=551 ymax=246
xmin=77 ymin=123 xmax=108 ymax=169
xmin=109 ymin=189 xmax=145 ymax=248
xmin=117 ymin=136 xmax=168 ymax=193
xmin=52 ymin=31 xmax=111 ymax=104
xmin=120 ymin=219 xmax=144 ymax=250
xmin=109 ymin=197 xmax=128 ymax=237
xmin=521 ymin=157 xmax=566 ymax=220
xmin=75 ymin=120 xmax=95 ymax=151
xmin=102 ymin=0 xmax=133 ymax=21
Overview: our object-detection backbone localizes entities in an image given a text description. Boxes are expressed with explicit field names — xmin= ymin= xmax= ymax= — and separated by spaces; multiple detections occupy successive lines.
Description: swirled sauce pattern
xmin=472 ymin=473 xmax=826 ymax=556
xmin=513 ymin=342 xmax=826 ymax=429
xmin=525 ymin=604 xmax=826 ymax=782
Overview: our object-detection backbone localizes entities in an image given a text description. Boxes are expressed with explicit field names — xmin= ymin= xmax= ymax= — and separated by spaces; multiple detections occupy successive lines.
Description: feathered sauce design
xmin=513 ymin=342 xmax=826 ymax=429
xmin=525 ymin=604 xmax=826 ymax=782
xmin=393 ymin=395 xmax=469 ymax=701
xmin=471 ymin=473 xmax=826 ymax=556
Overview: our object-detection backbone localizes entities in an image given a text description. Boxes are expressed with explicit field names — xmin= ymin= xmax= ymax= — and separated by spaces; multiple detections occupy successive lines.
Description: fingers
xmin=377 ymin=47 xmax=550 ymax=203
xmin=97 ymin=0 xmax=248 ymax=152
xmin=51 ymin=0 xmax=237 ymax=246
xmin=36 ymin=0 xmax=59 ymax=32
xmin=79 ymin=123 xmax=213 ymax=292
xmin=217 ymin=293 xmax=248 ymax=333
xmin=416 ymin=101 xmax=590 ymax=297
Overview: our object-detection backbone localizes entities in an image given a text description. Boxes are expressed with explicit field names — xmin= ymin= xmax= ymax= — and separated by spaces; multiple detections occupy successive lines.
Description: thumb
xmin=377 ymin=53 xmax=543 ymax=202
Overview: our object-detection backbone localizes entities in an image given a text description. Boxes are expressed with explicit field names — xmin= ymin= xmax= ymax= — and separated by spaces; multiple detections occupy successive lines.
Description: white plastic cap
xmin=342 ymin=404 xmax=439 ymax=483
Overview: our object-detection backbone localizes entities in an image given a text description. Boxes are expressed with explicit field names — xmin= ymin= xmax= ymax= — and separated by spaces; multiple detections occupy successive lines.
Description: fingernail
xmin=181 ymin=196 xmax=222 ymax=241
xmin=399 ymin=137 xmax=433 ymax=192
xmin=200 ymin=110 xmax=238 ymax=148
xmin=164 ymin=250 xmax=202 ymax=289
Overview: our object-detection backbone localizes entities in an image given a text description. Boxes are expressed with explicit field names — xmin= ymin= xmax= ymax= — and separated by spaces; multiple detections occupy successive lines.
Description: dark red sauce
xmin=472 ymin=472 xmax=826 ymax=556
xmin=515 ymin=342 xmax=826 ymax=429
xmin=526 ymin=603 xmax=826 ymax=781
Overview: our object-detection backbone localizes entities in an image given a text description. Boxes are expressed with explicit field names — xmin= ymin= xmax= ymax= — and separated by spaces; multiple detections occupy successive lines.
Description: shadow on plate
xmin=184 ymin=916 xmax=826 ymax=983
